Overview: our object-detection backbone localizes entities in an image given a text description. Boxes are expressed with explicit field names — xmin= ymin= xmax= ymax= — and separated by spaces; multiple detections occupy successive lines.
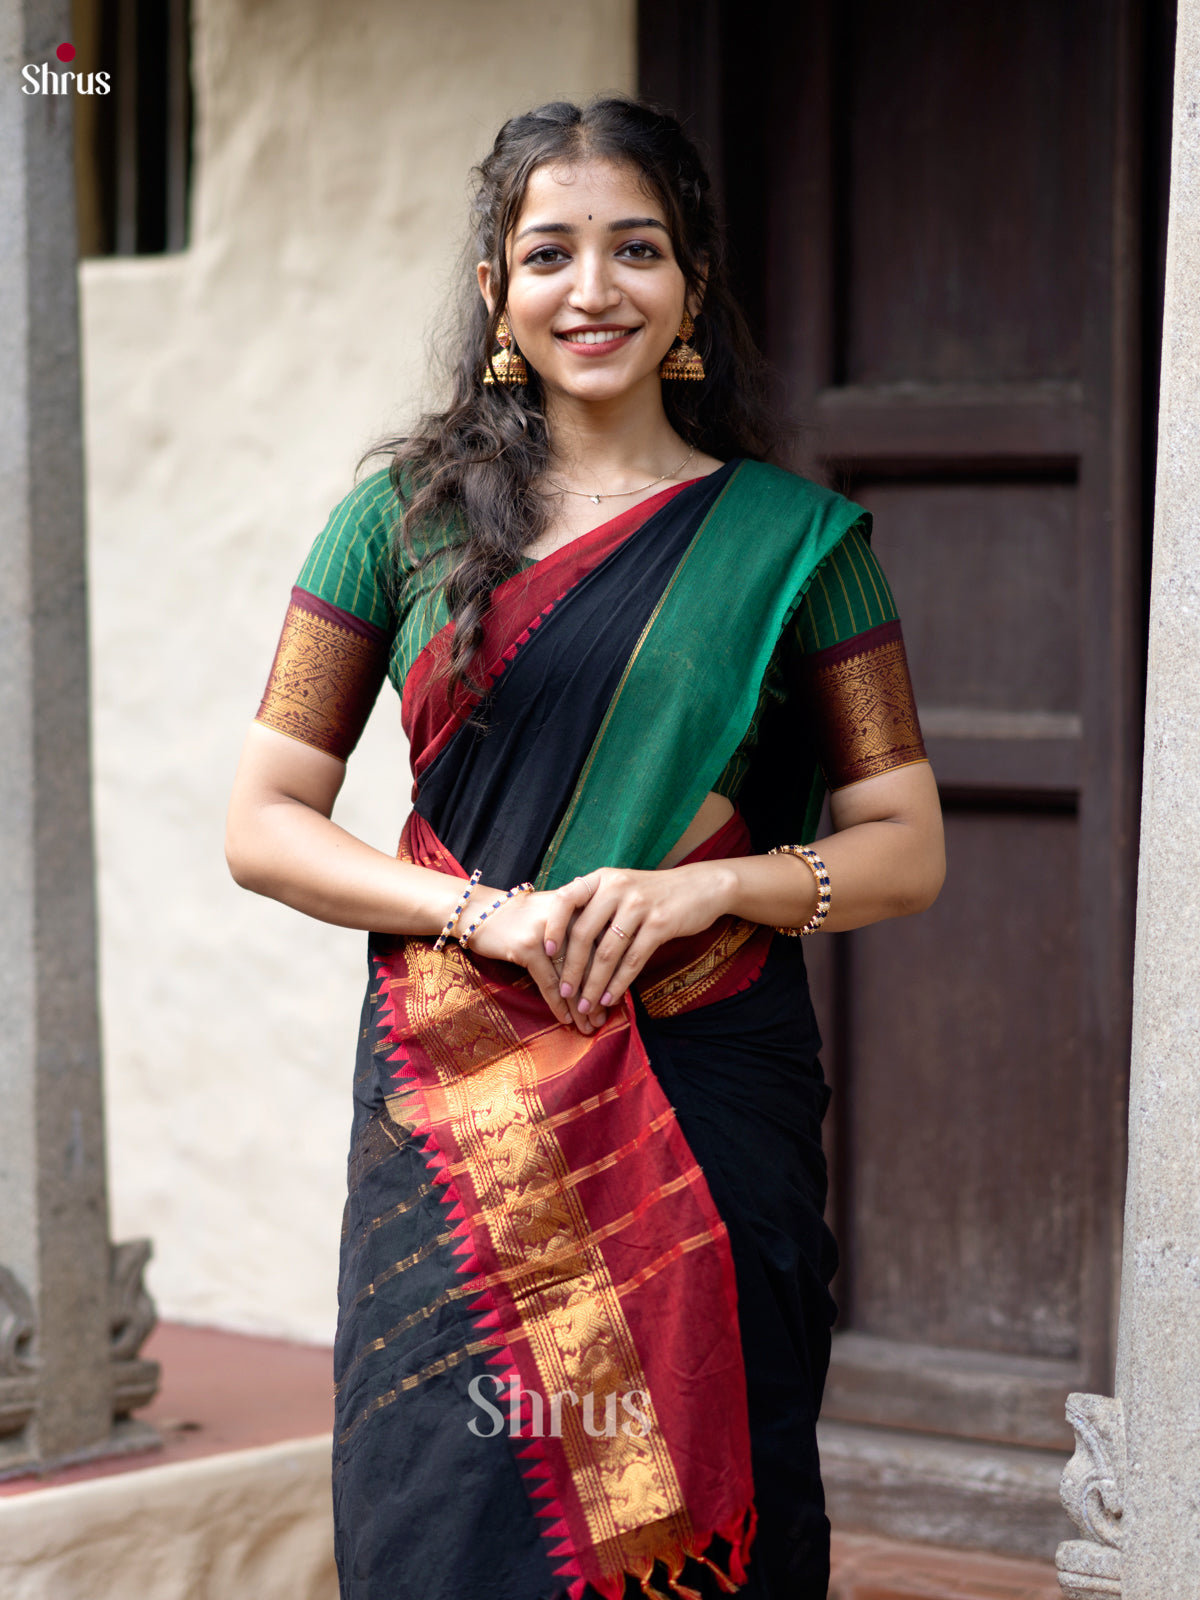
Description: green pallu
xmin=536 ymin=461 xmax=869 ymax=889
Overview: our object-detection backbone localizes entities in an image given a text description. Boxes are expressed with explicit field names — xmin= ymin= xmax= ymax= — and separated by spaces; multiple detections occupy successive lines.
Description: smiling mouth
xmin=556 ymin=327 xmax=640 ymax=345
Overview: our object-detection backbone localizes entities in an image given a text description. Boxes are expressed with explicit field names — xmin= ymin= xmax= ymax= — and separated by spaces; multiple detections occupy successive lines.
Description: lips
xmin=555 ymin=325 xmax=641 ymax=348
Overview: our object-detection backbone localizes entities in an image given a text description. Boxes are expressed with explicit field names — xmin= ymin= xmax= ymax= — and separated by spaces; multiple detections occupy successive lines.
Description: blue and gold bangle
xmin=460 ymin=882 xmax=535 ymax=950
xmin=433 ymin=867 xmax=482 ymax=952
xmin=768 ymin=845 xmax=831 ymax=936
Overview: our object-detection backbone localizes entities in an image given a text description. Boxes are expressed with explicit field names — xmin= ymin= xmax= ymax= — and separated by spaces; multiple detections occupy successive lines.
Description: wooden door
xmin=642 ymin=0 xmax=1169 ymax=1553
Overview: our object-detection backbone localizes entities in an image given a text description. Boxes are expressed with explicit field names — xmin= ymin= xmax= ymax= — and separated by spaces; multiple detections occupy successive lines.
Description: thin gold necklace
xmin=545 ymin=444 xmax=696 ymax=505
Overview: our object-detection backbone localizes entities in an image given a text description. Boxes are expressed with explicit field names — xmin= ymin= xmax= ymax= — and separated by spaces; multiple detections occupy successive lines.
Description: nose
xmin=567 ymin=246 xmax=622 ymax=315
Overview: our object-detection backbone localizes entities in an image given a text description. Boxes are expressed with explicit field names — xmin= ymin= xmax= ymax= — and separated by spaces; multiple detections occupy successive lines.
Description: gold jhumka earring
xmin=659 ymin=311 xmax=706 ymax=381
xmin=481 ymin=313 xmax=528 ymax=386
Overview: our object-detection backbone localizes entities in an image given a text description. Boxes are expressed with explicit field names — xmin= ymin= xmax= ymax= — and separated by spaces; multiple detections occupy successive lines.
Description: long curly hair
xmin=372 ymin=95 xmax=781 ymax=694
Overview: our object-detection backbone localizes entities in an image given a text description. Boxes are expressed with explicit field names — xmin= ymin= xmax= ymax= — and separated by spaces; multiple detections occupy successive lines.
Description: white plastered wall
xmin=81 ymin=0 xmax=635 ymax=1343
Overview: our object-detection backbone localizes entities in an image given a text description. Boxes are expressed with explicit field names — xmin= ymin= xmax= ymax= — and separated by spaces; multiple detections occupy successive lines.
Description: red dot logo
xmin=56 ymin=42 xmax=75 ymax=62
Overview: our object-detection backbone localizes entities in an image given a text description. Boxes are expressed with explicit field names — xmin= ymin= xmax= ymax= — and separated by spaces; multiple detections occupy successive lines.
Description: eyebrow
xmin=514 ymin=217 xmax=670 ymax=242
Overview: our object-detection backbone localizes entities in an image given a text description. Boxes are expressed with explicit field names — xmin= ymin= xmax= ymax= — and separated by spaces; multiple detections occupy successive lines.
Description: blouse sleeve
xmin=792 ymin=521 xmax=928 ymax=789
xmin=254 ymin=470 xmax=397 ymax=761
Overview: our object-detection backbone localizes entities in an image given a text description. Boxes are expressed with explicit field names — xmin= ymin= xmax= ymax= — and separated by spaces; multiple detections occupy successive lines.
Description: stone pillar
xmin=0 ymin=0 xmax=157 ymax=1473
xmin=1057 ymin=5 xmax=1200 ymax=1595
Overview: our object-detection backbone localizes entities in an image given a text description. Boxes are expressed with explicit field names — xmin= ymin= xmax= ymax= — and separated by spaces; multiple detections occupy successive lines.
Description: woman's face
xmin=479 ymin=157 xmax=696 ymax=408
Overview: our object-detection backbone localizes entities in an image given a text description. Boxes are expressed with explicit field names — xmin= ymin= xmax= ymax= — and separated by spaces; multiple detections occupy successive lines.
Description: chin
xmin=546 ymin=364 xmax=662 ymax=404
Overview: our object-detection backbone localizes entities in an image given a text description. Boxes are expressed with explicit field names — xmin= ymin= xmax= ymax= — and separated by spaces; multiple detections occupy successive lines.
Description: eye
xmin=524 ymin=244 xmax=568 ymax=266
xmin=617 ymin=240 xmax=664 ymax=261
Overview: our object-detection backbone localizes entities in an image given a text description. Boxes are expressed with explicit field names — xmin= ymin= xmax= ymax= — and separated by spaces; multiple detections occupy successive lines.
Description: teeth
xmin=563 ymin=330 xmax=630 ymax=344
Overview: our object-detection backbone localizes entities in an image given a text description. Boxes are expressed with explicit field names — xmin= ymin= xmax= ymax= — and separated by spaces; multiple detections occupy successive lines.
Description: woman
xmin=227 ymin=97 xmax=944 ymax=1600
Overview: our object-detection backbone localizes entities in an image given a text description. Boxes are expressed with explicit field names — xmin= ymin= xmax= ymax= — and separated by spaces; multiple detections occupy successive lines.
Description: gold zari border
xmin=810 ymin=633 xmax=927 ymax=788
xmin=638 ymin=918 xmax=758 ymax=1020
xmin=397 ymin=943 xmax=695 ymax=1574
xmin=256 ymin=601 xmax=384 ymax=760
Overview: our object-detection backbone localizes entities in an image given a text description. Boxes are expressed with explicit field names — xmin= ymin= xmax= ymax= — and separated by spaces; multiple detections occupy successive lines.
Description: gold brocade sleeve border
xmin=803 ymin=619 xmax=928 ymax=789
xmin=255 ymin=588 xmax=388 ymax=761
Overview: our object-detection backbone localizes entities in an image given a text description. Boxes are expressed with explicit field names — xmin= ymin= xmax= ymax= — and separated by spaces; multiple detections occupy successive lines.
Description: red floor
xmin=0 ymin=1321 xmax=332 ymax=1496
xmin=1 ymin=1327 xmax=1062 ymax=1597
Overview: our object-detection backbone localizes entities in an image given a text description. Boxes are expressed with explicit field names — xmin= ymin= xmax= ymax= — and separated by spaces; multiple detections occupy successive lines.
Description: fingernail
xmin=560 ymin=981 xmax=573 ymax=998
xmin=544 ymin=939 xmax=557 ymax=957
xmin=578 ymin=997 xmax=591 ymax=1014
xmin=600 ymin=991 xmax=613 ymax=1008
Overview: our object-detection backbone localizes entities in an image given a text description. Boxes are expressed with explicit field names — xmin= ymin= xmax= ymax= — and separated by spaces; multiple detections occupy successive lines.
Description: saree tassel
xmin=662 ymin=1549 xmax=704 ymax=1599
xmin=640 ymin=1581 xmax=673 ymax=1600
xmin=728 ymin=1502 xmax=758 ymax=1586
xmin=694 ymin=1556 xmax=739 ymax=1594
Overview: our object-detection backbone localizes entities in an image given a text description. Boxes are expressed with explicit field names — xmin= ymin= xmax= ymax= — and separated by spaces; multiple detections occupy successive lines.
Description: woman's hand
xmin=460 ymin=888 xmax=593 ymax=1031
xmin=541 ymin=863 xmax=736 ymax=1024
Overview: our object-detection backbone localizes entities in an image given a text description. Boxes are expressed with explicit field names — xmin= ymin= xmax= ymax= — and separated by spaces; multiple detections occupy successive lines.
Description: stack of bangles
xmin=767 ymin=844 xmax=831 ymax=936
xmin=432 ymin=868 xmax=536 ymax=953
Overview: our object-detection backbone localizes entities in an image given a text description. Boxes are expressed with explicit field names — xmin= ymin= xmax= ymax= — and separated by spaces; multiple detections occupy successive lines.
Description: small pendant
xmin=589 ymin=494 xmax=602 ymax=504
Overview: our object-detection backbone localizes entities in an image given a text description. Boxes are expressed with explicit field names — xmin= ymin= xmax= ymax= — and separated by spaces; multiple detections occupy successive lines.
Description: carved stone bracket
xmin=110 ymin=1239 xmax=160 ymax=1418
xmin=1056 ymin=1392 xmax=1124 ymax=1598
xmin=0 ymin=1267 xmax=38 ymax=1440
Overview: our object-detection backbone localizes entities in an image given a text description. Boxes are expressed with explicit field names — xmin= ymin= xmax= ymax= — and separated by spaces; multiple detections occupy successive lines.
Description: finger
xmin=575 ymin=921 xmax=636 ymax=1011
xmin=560 ymin=949 xmax=608 ymax=1035
xmin=565 ymin=951 xmax=601 ymax=1033
xmin=559 ymin=882 xmax=632 ymax=995
xmin=588 ymin=934 xmax=649 ymax=1011
xmin=543 ymin=878 xmax=591 ymax=959
xmin=526 ymin=951 xmax=574 ymax=1026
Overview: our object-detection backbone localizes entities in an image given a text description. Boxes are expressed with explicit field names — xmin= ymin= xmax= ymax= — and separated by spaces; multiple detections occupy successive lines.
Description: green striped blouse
xmin=293 ymin=469 xmax=899 ymax=797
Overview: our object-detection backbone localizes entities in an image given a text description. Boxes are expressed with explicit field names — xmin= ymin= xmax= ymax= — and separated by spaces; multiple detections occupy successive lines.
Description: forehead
xmin=514 ymin=157 xmax=664 ymax=226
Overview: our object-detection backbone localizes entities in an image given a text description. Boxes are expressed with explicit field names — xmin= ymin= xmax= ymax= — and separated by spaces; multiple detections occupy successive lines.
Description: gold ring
xmin=610 ymin=922 xmax=630 ymax=940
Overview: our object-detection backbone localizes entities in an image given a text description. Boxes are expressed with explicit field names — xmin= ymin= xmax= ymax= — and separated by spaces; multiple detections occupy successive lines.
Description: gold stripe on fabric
xmin=638 ymin=919 xmax=758 ymax=1020
xmin=359 ymin=1180 xmax=437 ymax=1234
xmin=349 ymin=1228 xmax=458 ymax=1309
xmin=334 ymin=1281 xmax=476 ymax=1396
xmin=538 ymin=1059 xmax=654 ymax=1135
xmin=338 ymin=1335 xmax=500 ymax=1444
xmin=335 ymin=1231 xmax=718 ymax=1402
xmin=387 ymin=1169 xmax=702 ymax=1307
xmin=400 ymin=943 xmax=693 ymax=1565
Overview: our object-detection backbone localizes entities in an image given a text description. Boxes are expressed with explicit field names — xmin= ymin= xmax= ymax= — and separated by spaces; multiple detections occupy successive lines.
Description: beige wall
xmin=81 ymin=0 xmax=635 ymax=1343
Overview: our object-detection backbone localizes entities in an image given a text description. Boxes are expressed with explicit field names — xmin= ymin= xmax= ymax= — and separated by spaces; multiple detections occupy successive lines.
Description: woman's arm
xmin=722 ymin=758 xmax=945 ymax=932
xmin=227 ymin=723 xmax=582 ymax=1023
xmin=545 ymin=759 xmax=945 ymax=1016
xmin=226 ymin=723 xmax=461 ymax=931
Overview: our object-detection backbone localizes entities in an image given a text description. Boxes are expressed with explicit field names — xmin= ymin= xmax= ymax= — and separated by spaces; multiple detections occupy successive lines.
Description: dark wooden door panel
xmin=840 ymin=0 xmax=1089 ymax=386
xmin=859 ymin=481 xmax=1081 ymax=716
xmin=643 ymin=0 xmax=1152 ymax=1483
xmin=847 ymin=808 xmax=1083 ymax=1360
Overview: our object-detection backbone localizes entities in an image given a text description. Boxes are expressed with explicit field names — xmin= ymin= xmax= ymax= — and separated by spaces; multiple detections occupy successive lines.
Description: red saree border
xmin=376 ymin=812 xmax=757 ymax=1599
xmin=402 ymin=479 xmax=703 ymax=781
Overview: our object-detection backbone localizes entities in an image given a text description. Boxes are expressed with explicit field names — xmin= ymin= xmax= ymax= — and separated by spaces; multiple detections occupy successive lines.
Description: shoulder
xmin=296 ymin=467 xmax=401 ymax=629
xmin=326 ymin=465 xmax=399 ymax=540
xmin=730 ymin=460 xmax=869 ymax=534
xmin=302 ymin=467 xmax=398 ymax=569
